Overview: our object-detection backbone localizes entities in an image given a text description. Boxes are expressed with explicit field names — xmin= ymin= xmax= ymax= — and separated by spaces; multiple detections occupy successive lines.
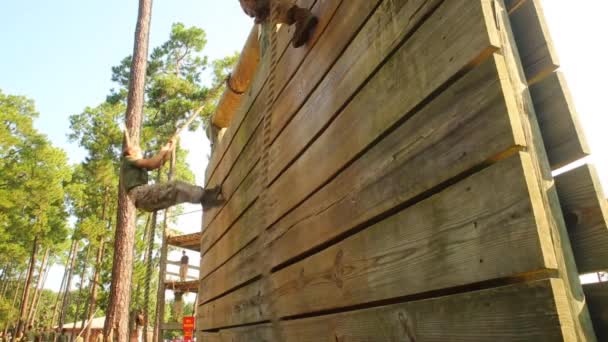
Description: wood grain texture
xmin=200 ymin=162 xmax=261 ymax=257
xmin=584 ymin=282 xmax=608 ymax=341
xmin=555 ymin=164 xmax=608 ymax=274
xmin=204 ymin=122 xmax=263 ymax=228
xmin=268 ymin=0 xmax=449 ymax=187
xmin=204 ymin=279 xmax=575 ymax=341
xmin=200 ymin=199 xmax=263 ymax=280
xmin=270 ymin=153 xmax=556 ymax=317
xmin=266 ymin=55 xmax=525 ymax=271
xmin=198 ymin=54 xmax=526 ymax=303
xmin=509 ymin=0 xmax=559 ymax=85
xmin=198 ymin=277 xmax=267 ymax=330
xmin=269 ymin=0 xmax=387 ymax=146
xmin=198 ymin=332 xmax=221 ymax=342
xmin=266 ymin=0 xmax=500 ymax=229
xmin=531 ymin=71 xmax=590 ymax=169
xmin=199 ymin=238 xmax=259 ymax=304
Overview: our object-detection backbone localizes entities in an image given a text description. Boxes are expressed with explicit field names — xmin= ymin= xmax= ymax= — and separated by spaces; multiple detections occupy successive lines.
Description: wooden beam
xmin=555 ymin=164 xmax=608 ymax=273
xmin=530 ymin=71 xmax=590 ymax=169
xmin=167 ymin=232 xmax=201 ymax=252
xmin=166 ymin=260 xmax=199 ymax=270
xmin=508 ymin=0 xmax=559 ymax=85
xmin=198 ymin=332 xmax=221 ymax=342
xmin=204 ymin=279 xmax=575 ymax=340
xmin=165 ymin=271 xmax=197 ymax=281
xmin=211 ymin=26 xmax=260 ymax=129
xmin=164 ymin=279 xmax=199 ymax=293
xmin=584 ymin=281 xmax=608 ymax=341
xmin=492 ymin=0 xmax=595 ymax=338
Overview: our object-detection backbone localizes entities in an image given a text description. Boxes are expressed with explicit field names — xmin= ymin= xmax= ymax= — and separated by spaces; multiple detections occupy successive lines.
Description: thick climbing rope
xmin=258 ymin=1 xmax=284 ymax=340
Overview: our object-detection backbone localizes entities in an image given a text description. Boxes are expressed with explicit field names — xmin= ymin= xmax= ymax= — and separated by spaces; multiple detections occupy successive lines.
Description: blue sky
xmin=1 ymin=1 xmax=607 ymax=291
xmin=0 ymin=0 xmax=251 ymax=163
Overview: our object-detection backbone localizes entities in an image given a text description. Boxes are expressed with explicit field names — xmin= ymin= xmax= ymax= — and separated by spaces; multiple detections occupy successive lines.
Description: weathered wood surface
xmin=198 ymin=53 xmax=525 ymax=303
xmin=167 ymin=232 xmax=201 ymax=252
xmin=199 ymin=153 xmax=559 ymax=329
xmin=204 ymin=0 xmax=333 ymax=184
xmin=198 ymin=277 xmax=267 ymax=330
xmin=198 ymin=332 xmax=221 ymax=342
xmin=509 ymin=0 xmax=559 ymax=85
xmin=493 ymin=0 xmax=595 ymax=339
xmin=200 ymin=199 xmax=263 ymax=279
xmin=204 ymin=123 xmax=262 ymax=227
xmin=585 ymin=281 xmax=608 ymax=341
xmin=266 ymin=54 xmax=523 ymax=270
xmin=269 ymin=0 xmax=449 ymax=187
xmin=530 ymin=71 xmax=590 ymax=170
xmin=201 ymin=279 xmax=575 ymax=341
xmin=266 ymin=0 xmax=500 ymax=231
xmin=270 ymin=153 xmax=557 ymax=317
xmin=555 ymin=164 xmax=608 ymax=274
xmin=212 ymin=25 xmax=260 ymax=128
xmin=199 ymin=237 xmax=259 ymax=304
xmin=268 ymin=0 xmax=389 ymax=146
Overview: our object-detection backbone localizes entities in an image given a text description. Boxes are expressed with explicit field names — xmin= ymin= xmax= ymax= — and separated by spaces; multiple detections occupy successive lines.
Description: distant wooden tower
xmin=194 ymin=0 xmax=608 ymax=340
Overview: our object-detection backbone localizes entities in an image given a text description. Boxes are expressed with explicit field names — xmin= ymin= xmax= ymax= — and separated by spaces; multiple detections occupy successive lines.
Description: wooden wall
xmin=198 ymin=0 xmax=608 ymax=340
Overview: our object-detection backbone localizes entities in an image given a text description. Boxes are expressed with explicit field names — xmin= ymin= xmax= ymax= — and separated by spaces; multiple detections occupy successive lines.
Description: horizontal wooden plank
xmin=198 ymin=276 xmax=267 ymax=330
xmin=200 ymin=199 xmax=263 ymax=279
xmin=584 ymin=281 xmax=608 ymax=341
xmin=265 ymin=54 xmax=526 ymax=271
xmin=199 ymin=237 xmax=259 ymax=304
xmin=204 ymin=123 xmax=262 ymax=228
xmin=198 ymin=332 xmax=221 ymax=342
xmin=198 ymin=153 xmax=559 ymax=329
xmin=268 ymin=0 xmax=449 ymax=187
xmin=509 ymin=0 xmax=559 ymax=85
xmin=530 ymin=71 xmax=590 ymax=169
xmin=200 ymin=163 xmax=261 ymax=256
xmin=269 ymin=0 xmax=387 ymax=145
xmin=207 ymin=279 xmax=575 ymax=341
xmin=555 ymin=164 xmax=608 ymax=273
xmin=204 ymin=0 xmax=332 ymax=184
xmin=270 ymin=153 xmax=556 ymax=317
xmin=167 ymin=232 xmax=201 ymax=252
xmin=266 ymin=0 xmax=501 ymax=228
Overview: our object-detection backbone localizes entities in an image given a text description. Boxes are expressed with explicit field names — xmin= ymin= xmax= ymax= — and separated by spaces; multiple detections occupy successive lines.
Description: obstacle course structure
xmin=195 ymin=0 xmax=608 ymax=340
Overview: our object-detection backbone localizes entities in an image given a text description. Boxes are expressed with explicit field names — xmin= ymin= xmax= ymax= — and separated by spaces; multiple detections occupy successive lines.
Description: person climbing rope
xmin=239 ymin=0 xmax=318 ymax=47
xmin=122 ymin=134 xmax=224 ymax=212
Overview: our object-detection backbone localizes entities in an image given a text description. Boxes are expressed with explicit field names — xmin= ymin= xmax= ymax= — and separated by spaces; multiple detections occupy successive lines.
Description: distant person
xmin=57 ymin=329 xmax=69 ymax=342
xmin=179 ymin=251 xmax=189 ymax=281
xmin=239 ymin=0 xmax=318 ymax=47
xmin=122 ymin=135 xmax=223 ymax=212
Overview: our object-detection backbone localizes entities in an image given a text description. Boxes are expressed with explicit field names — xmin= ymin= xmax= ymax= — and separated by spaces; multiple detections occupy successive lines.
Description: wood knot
xmin=332 ymin=250 xmax=344 ymax=289
xmin=398 ymin=311 xmax=416 ymax=342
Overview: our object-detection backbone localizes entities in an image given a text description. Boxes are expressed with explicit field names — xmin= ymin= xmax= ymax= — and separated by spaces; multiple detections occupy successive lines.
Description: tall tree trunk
xmin=26 ymin=248 xmax=49 ymax=326
xmin=59 ymin=239 xmax=79 ymax=332
xmin=83 ymin=240 xmax=105 ymax=342
xmin=5 ymin=271 xmax=25 ymax=335
xmin=50 ymin=243 xmax=73 ymax=330
xmin=103 ymin=1 xmax=153 ymax=340
xmin=143 ymin=210 xmax=158 ymax=342
xmin=16 ymin=235 xmax=39 ymax=336
xmin=0 ymin=264 xmax=13 ymax=297
xmin=30 ymin=256 xmax=51 ymax=327
xmin=70 ymin=246 xmax=90 ymax=342
xmin=153 ymin=151 xmax=175 ymax=342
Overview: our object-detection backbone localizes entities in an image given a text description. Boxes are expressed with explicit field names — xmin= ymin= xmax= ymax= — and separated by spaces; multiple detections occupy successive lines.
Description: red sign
xmin=183 ymin=316 xmax=195 ymax=341
xmin=182 ymin=316 xmax=195 ymax=331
